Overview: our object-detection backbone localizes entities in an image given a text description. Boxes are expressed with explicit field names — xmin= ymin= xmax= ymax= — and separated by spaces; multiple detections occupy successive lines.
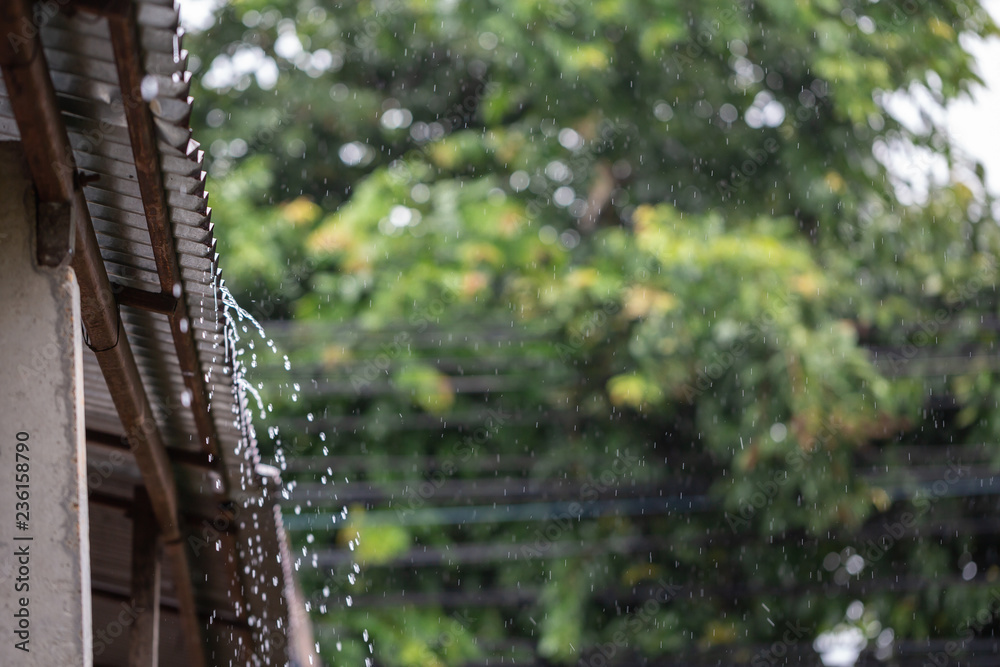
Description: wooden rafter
xmin=106 ymin=9 xmax=223 ymax=463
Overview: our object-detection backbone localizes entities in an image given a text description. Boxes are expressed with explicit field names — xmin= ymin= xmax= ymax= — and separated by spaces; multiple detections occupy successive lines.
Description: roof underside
xmin=0 ymin=1 xmax=313 ymax=664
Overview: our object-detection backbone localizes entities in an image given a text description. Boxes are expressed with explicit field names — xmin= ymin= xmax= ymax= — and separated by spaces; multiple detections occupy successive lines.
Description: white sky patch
xmin=861 ymin=0 xmax=1000 ymax=207
xmin=946 ymin=0 xmax=1000 ymax=196
xmin=177 ymin=0 xmax=221 ymax=32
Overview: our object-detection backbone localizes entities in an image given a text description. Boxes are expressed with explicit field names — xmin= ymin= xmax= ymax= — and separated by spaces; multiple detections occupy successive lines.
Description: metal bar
xmin=116 ymin=284 xmax=178 ymax=315
xmin=78 ymin=235 xmax=180 ymax=534
xmin=128 ymin=487 xmax=161 ymax=667
xmin=86 ymin=428 xmax=214 ymax=470
xmin=0 ymin=6 xmax=208 ymax=666
xmin=106 ymin=11 xmax=222 ymax=462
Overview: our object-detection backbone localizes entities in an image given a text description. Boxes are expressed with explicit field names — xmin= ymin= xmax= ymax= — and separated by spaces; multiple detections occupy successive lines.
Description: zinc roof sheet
xmin=0 ymin=2 xmax=313 ymax=664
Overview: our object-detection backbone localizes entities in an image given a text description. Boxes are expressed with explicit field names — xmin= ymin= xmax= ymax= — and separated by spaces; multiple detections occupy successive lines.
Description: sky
xmin=947 ymin=0 xmax=1000 ymax=195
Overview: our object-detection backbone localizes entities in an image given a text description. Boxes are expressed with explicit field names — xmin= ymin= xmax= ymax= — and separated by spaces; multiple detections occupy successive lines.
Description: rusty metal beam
xmin=0 ymin=4 xmax=207 ymax=666
xmin=115 ymin=284 xmax=179 ymax=316
xmin=107 ymin=12 xmax=222 ymax=463
xmin=76 ymin=197 xmax=180 ymax=534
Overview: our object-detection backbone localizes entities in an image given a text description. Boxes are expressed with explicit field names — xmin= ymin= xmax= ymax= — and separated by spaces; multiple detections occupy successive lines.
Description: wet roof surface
xmin=0 ymin=2 xmax=311 ymax=664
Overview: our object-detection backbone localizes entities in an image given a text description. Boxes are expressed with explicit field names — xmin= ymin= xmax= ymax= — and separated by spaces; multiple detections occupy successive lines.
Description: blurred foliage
xmin=187 ymin=0 xmax=1000 ymax=664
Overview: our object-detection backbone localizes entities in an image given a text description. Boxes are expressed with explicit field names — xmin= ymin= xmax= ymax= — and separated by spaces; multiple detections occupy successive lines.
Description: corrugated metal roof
xmin=0 ymin=1 xmax=314 ymax=664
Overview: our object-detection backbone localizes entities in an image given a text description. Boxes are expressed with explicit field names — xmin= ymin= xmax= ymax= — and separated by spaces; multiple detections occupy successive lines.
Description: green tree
xmin=188 ymin=0 xmax=1000 ymax=664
